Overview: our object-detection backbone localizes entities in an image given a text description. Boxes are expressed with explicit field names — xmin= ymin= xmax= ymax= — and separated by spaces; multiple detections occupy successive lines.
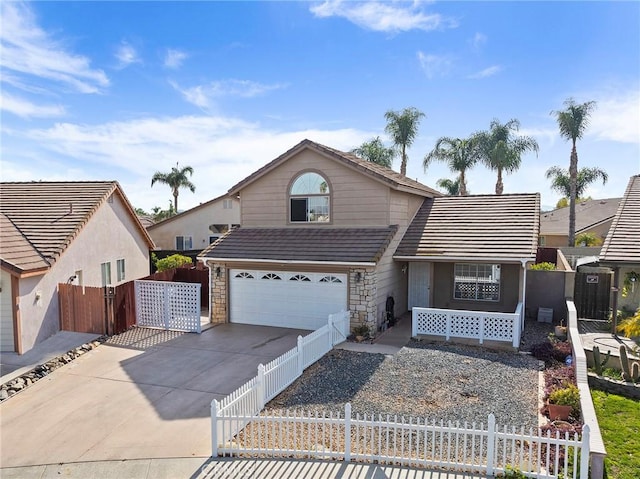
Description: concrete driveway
xmin=0 ymin=323 xmax=308 ymax=467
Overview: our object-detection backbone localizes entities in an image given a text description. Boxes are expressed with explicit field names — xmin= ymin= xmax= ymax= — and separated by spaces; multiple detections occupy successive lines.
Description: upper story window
xmin=176 ymin=235 xmax=193 ymax=250
xmin=289 ymin=172 xmax=330 ymax=223
xmin=223 ymin=199 xmax=233 ymax=209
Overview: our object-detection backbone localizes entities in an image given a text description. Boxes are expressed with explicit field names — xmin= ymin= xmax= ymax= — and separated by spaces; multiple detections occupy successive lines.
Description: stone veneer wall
xmin=208 ymin=262 xmax=227 ymax=324
xmin=349 ymin=267 xmax=377 ymax=335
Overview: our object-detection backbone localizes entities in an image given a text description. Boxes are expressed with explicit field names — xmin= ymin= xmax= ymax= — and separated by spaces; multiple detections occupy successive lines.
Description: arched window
xmin=289 ymin=172 xmax=330 ymax=223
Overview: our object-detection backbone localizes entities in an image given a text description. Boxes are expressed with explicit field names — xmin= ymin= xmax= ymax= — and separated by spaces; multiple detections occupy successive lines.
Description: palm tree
xmin=545 ymin=165 xmax=608 ymax=200
xmin=151 ymin=162 xmax=195 ymax=213
xmin=474 ymin=119 xmax=539 ymax=195
xmin=436 ymin=178 xmax=464 ymax=196
xmin=551 ymin=98 xmax=597 ymax=246
xmin=384 ymin=107 xmax=425 ymax=176
xmin=351 ymin=136 xmax=396 ymax=168
xmin=424 ymin=137 xmax=481 ymax=196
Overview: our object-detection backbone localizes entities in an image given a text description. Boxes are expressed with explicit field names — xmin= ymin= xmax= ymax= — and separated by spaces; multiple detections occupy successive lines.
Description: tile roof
xmin=0 ymin=181 xmax=154 ymax=273
xmin=199 ymin=226 xmax=398 ymax=264
xmin=227 ymin=139 xmax=441 ymax=197
xmin=540 ymin=197 xmax=621 ymax=236
xmin=395 ymin=194 xmax=540 ymax=261
xmin=599 ymin=175 xmax=640 ymax=263
xmin=147 ymin=193 xmax=232 ymax=230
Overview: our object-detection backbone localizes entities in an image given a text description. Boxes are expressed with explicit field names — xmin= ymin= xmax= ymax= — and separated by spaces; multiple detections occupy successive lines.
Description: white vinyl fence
xmin=134 ymin=280 xmax=201 ymax=333
xmin=215 ymin=404 xmax=590 ymax=479
xmin=211 ymin=310 xmax=350 ymax=445
xmin=412 ymin=303 xmax=523 ymax=348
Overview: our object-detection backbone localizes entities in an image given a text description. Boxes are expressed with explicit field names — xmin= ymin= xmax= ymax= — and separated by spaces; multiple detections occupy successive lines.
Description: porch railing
xmin=412 ymin=303 xmax=523 ymax=348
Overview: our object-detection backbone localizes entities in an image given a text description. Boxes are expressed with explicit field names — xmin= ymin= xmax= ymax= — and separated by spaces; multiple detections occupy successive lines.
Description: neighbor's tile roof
xmin=395 ymin=194 xmax=540 ymax=260
xmin=0 ymin=181 xmax=154 ymax=273
xmin=227 ymin=139 xmax=441 ymax=198
xmin=199 ymin=226 xmax=398 ymax=264
xmin=600 ymin=175 xmax=640 ymax=263
xmin=540 ymin=197 xmax=621 ymax=236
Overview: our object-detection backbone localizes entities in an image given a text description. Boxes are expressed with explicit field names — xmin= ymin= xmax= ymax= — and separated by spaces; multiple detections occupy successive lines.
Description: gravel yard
xmin=266 ymin=340 xmax=542 ymax=429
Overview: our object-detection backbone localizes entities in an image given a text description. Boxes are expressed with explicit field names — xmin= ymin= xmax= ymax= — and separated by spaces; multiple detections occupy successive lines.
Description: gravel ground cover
xmin=267 ymin=340 xmax=542 ymax=429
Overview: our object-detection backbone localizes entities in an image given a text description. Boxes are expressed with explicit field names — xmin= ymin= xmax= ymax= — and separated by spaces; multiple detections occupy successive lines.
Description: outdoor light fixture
xmin=215 ymin=267 xmax=221 ymax=278
xmin=402 ymin=264 xmax=408 ymax=274
xmin=355 ymin=272 xmax=362 ymax=283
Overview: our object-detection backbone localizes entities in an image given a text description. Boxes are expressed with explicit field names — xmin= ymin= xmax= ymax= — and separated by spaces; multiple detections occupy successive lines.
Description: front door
xmin=408 ymin=262 xmax=431 ymax=309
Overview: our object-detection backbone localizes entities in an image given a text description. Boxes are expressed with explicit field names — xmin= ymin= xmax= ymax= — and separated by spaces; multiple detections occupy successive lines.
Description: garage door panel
xmin=230 ymin=270 xmax=347 ymax=330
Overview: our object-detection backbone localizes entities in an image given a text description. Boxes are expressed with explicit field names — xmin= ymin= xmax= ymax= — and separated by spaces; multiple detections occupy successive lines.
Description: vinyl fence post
xmin=328 ymin=315 xmax=334 ymax=347
xmin=412 ymin=309 xmax=417 ymax=336
xmin=486 ymin=413 xmax=496 ymax=476
xmin=297 ymin=335 xmax=304 ymax=375
xmin=344 ymin=402 xmax=352 ymax=462
xmin=211 ymin=399 xmax=219 ymax=457
xmin=512 ymin=313 xmax=521 ymax=348
xmin=257 ymin=364 xmax=266 ymax=410
xmin=580 ymin=425 xmax=590 ymax=479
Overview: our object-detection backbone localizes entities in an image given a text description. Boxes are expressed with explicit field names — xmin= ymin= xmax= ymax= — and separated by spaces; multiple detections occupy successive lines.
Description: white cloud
xmin=310 ymin=0 xmax=457 ymax=33
xmin=468 ymin=65 xmax=503 ymax=79
xmin=417 ymin=52 xmax=452 ymax=79
xmin=115 ymin=41 xmax=141 ymax=69
xmin=163 ymin=49 xmax=188 ymax=69
xmin=0 ymin=1 xmax=109 ymax=94
xmin=11 ymin=115 xmax=372 ymax=210
xmin=589 ymin=89 xmax=640 ymax=144
xmin=171 ymin=79 xmax=288 ymax=108
xmin=470 ymin=32 xmax=487 ymax=51
xmin=0 ymin=91 xmax=66 ymax=118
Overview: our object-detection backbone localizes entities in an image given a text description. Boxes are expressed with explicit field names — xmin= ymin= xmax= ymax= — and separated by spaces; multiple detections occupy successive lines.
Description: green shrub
xmin=530 ymin=262 xmax=556 ymax=271
xmin=548 ymin=384 xmax=581 ymax=416
xmin=155 ymin=254 xmax=192 ymax=272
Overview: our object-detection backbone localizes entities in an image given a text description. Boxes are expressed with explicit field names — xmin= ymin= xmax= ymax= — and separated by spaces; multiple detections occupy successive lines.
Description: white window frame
xmin=289 ymin=172 xmax=330 ymax=223
xmin=116 ymin=259 xmax=125 ymax=282
xmin=453 ymin=263 xmax=500 ymax=302
xmin=176 ymin=235 xmax=193 ymax=250
xmin=101 ymin=262 xmax=112 ymax=287
xmin=223 ymin=199 xmax=233 ymax=209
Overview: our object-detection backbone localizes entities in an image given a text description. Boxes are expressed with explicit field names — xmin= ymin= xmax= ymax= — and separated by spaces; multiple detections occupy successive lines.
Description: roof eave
xmin=197 ymin=257 xmax=377 ymax=267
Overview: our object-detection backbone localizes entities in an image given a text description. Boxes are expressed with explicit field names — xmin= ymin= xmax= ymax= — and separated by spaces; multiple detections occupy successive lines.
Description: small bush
xmin=548 ymin=384 xmax=581 ymax=416
xmin=531 ymin=340 xmax=572 ymax=365
xmin=155 ymin=254 xmax=192 ymax=272
xmin=544 ymin=365 xmax=576 ymax=397
xmin=530 ymin=262 xmax=556 ymax=271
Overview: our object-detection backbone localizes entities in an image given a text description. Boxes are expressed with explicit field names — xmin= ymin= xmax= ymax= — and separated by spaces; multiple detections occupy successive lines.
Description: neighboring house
xmin=0 ymin=181 xmax=155 ymax=354
xmin=147 ymin=194 xmax=240 ymax=251
xmin=599 ymin=175 xmax=640 ymax=314
xmin=198 ymin=139 xmax=540 ymax=335
xmin=199 ymin=139 xmax=441 ymax=332
xmin=395 ymin=194 xmax=539 ymax=314
xmin=539 ymin=197 xmax=621 ymax=247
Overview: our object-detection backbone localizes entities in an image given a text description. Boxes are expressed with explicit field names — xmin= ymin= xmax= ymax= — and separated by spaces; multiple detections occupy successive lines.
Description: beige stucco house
xmin=539 ymin=198 xmax=621 ymax=247
xmin=198 ymin=140 xmax=540 ymax=337
xmin=599 ymin=175 xmax=640 ymax=314
xmin=0 ymin=181 xmax=154 ymax=354
xmin=147 ymin=194 xmax=240 ymax=251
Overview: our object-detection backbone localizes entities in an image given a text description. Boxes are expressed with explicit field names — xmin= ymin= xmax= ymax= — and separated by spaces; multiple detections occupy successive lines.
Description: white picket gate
xmin=214 ymin=404 xmax=590 ymax=479
xmin=134 ymin=279 xmax=201 ymax=333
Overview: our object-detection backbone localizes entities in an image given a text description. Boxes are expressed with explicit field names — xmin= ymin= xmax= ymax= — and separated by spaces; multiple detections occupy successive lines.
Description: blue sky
xmin=1 ymin=1 xmax=639 ymax=212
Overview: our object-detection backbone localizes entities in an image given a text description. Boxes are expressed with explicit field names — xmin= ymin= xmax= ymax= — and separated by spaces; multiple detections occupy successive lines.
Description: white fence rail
xmin=212 ymin=310 xmax=350 ymax=447
xmin=134 ymin=280 xmax=201 ymax=333
xmin=214 ymin=404 xmax=590 ymax=479
xmin=412 ymin=303 xmax=523 ymax=348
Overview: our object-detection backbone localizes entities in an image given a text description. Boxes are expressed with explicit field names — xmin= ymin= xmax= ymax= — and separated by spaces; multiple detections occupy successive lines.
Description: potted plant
xmin=547 ymin=384 xmax=580 ymax=421
xmin=554 ymin=318 xmax=567 ymax=340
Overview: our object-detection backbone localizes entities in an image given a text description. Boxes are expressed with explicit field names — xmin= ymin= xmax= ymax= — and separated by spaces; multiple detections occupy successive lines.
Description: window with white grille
xmin=453 ymin=263 xmax=500 ymax=301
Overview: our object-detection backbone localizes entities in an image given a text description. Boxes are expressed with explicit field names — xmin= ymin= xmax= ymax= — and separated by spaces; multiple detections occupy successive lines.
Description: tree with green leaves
xmin=384 ymin=107 xmax=425 ymax=176
xmin=436 ymin=178 xmax=465 ymax=196
xmin=575 ymin=232 xmax=602 ymax=247
xmin=424 ymin=137 xmax=481 ymax=196
xmin=474 ymin=119 xmax=539 ymax=195
xmin=351 ymin=136 xmax=396 ymax=168
xmin=151 ymin=162 xmax=195 ymax=213
xmin=545 ymin=165 xmax=608 ymax=202
xmin=551 ymin=98 xmax=597 ymax=246
xmin=555 ymin=196 xmax=592 ymax=209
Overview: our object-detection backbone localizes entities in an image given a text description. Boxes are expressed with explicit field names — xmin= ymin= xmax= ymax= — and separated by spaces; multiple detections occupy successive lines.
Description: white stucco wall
xmin=17 ymin=193 xmax=151 ymax=353
xmin=148 ymin=198 xmax=240 ymax=250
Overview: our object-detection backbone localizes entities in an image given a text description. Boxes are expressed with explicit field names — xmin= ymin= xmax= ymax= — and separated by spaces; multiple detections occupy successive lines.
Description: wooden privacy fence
xmin=214 ymin=405 xmax=590 ymax=479
xmin=59 ymin=266 xmax=209 ymax=335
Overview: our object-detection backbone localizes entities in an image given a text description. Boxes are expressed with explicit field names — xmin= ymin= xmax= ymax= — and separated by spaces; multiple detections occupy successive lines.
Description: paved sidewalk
xmin=1 ymin=457 xmax=487 ymax=479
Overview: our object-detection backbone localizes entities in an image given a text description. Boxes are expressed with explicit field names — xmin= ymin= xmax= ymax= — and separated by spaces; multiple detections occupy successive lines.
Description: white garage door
xmin=230 ymin=269 xmax=347 ymax=330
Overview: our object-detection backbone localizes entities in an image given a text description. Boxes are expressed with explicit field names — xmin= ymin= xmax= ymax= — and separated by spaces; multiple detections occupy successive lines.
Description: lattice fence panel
xmin=416 ymin=311 xmax=447 ymax=336
xmin=135 ymin=280 xmax=201 ymax=333
xmin=450 ymin=314 xmax=481 ymax=339
xmin=483 ymin=315 xmax=515 ymax=341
